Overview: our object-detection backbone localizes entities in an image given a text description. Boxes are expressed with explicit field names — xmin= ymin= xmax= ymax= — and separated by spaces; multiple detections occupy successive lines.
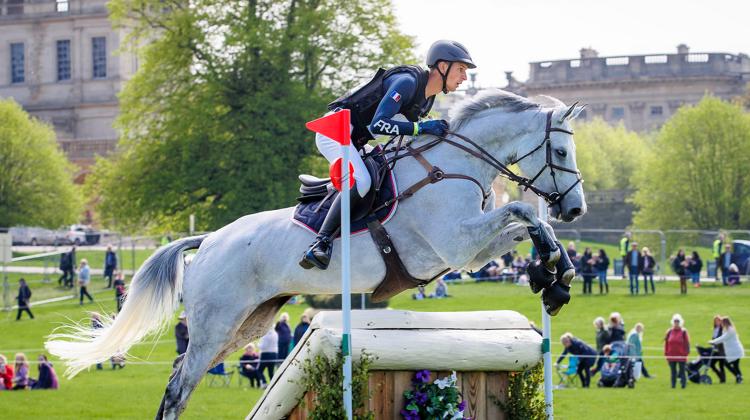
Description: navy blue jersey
xmin=369 ymin=73 xmax=424 ymax=137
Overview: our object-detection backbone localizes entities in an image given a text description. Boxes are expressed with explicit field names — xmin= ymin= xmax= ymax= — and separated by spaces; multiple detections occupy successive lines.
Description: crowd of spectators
xmin=0 ymin=353 xmax=58 ymax=391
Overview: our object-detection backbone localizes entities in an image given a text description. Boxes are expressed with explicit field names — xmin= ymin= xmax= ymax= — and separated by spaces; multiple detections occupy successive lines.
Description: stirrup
xmin=299 ymin=237 xmax=332 ymax=270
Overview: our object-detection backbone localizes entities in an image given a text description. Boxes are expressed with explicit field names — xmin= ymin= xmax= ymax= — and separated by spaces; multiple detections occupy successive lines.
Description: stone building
xmin=0 ymin=0 xmax=136 ymax=175
xmin=521 ymin=45 xmax=750 ymax=132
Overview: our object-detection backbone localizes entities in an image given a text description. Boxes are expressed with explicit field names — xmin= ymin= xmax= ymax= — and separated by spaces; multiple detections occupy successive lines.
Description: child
xmin=13 ymin=353 xmax=29 ymax=390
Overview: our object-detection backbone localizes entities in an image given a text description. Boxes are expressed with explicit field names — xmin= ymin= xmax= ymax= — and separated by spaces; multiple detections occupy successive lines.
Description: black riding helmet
xmin=426 ymin=40 xmax=476 ymax=94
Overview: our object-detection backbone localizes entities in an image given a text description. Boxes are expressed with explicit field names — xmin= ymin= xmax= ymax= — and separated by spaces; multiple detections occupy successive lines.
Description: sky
xmin=392 ymin=0 xmax=750 ymax=88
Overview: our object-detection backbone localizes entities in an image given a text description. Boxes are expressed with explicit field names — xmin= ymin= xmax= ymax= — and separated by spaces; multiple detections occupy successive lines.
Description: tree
xmin=632 ymin=96 xmax=750 ymax=229
xmin=572 ymin=118 xmax=648 ymax=191
xmin=0 ymin=99 xmax=82 ymax=227
xmin=90 ymin=0 xmax=416 ymax=232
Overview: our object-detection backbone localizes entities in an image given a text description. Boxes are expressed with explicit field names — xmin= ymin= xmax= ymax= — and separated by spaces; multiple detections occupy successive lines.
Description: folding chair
xmin=555 ymin=355 xmax=579 ymax=389
xmin=206 ymin=363 xmax=234 ymax=387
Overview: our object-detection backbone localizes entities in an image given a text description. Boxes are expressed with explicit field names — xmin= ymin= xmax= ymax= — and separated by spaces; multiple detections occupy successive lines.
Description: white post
xmin=341 ymin=143 xmax=353 ymax=420
xmin=189 ymin=214 xmax=195 ymax=236
xmin=538 ymin=197 xmax=553 ymax=419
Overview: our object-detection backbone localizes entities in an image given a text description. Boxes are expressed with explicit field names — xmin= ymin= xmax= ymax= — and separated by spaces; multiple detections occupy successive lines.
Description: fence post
xmin=2 ymin=264 xmax=8 ymax=312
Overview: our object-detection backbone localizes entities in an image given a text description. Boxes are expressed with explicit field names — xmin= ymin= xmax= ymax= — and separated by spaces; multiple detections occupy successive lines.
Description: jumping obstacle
xmin=247 ymin=310 xmax=542 ymax=420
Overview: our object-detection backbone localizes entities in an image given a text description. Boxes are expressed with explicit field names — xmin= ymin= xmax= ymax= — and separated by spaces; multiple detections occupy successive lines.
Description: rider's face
xmin=440 ymin=62 xmax=468 ymax=92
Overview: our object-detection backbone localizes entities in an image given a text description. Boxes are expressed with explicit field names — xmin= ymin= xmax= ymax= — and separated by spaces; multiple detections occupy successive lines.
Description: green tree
xmin=632 ymin=96 xmax=750 ymax=229
xmin=0 ymin=99 xmax=82 ymax=227
xmin=90 ymin=0 xmax=415 ymax=232
xmin=573 ymin=118 xmax=648 ymax=191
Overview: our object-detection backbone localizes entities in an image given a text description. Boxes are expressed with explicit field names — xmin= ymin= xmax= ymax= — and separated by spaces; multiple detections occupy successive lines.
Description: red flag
xmin=306 ymin=109 xmax=351 ymax=146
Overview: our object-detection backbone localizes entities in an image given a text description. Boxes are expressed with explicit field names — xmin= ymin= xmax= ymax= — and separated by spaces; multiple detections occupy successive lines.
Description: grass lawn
xmin=0 ymin=277 xmax=747 ymax=419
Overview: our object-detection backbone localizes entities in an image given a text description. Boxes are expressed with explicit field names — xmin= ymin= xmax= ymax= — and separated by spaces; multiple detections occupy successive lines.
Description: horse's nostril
xmin=570 ymin=207 xmax=582 ymax=216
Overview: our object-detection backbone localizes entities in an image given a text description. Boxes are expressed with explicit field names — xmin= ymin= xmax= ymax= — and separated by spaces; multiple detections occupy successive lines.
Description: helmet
xmin=426 ymin=40 xmax=476 ymax=69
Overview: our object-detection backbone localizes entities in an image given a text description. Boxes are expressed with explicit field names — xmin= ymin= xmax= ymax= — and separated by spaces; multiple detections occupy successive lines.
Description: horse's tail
xmin=45 ymin=234 xmax=207 ymax=378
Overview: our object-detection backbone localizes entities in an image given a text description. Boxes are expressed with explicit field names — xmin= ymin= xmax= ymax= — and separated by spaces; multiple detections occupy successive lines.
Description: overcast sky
xmin=392 ymin=0 xmax=750 ymax=88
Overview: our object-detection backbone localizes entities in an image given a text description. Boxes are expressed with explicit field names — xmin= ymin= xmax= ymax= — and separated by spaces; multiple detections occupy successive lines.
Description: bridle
xmin=372 ymin=110 xmax=583 ymax=215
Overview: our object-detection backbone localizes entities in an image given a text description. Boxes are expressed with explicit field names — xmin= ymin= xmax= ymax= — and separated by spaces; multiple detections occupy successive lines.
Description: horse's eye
xmin=556 ymin=149 xmax=567 ymax=158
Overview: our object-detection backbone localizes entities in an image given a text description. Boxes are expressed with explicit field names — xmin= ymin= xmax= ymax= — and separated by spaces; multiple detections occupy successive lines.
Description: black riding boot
xmin=300 ymin=187 xmax=364 ymax=270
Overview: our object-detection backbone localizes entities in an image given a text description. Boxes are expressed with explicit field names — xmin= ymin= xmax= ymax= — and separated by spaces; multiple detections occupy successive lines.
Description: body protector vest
xmin=328 ymin=65 xmax=434 ymax=149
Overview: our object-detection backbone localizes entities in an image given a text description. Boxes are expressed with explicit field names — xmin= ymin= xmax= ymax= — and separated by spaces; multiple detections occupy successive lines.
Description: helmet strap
xmin=436 ymin=61 xmax=454 ymax=94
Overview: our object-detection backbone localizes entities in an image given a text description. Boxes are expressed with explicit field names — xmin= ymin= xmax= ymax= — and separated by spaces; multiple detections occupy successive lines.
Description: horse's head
xmin=449 ymin=90 xmax=587 ymax=222
xmin=513 ymin=97 xmax=587 ymax=222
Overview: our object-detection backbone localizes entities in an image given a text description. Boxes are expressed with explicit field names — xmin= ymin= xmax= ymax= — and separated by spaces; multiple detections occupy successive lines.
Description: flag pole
xmin=341 ymin=122 xmax=353 ymax=420
xmin=538 ymin=196 xmax=554 ymax=419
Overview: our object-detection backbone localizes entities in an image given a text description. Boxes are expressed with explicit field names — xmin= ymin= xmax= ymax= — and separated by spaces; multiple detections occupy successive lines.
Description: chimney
xmin=505 ymin=71 xmax=514 ymax=85
xmin=580 ymin=47 xmax=599 ymax=59
xmin=677 ymin=44 xmax=689 ymax=54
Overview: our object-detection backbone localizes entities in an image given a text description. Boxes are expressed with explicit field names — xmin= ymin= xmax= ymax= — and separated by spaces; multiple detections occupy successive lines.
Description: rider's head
xmin=426 ymin=40 xmax=476 ymax=94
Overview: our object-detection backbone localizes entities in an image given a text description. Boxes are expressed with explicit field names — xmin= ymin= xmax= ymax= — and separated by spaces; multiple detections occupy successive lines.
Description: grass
xmin=0 ymin=277 xmax=747 ymax=419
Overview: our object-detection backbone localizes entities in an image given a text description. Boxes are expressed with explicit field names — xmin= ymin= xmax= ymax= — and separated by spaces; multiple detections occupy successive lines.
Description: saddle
xmin=293 ymin=146 xmax=447 ymax=302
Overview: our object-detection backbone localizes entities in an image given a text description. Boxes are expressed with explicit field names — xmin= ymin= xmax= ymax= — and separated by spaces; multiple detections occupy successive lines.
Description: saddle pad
xmin=292 ymin=165 xmax=398 ymax=237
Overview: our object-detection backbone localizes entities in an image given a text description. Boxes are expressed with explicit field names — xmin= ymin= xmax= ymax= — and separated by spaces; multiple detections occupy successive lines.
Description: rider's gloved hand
xmin=417 ymin=119 xmax=449 ymax=136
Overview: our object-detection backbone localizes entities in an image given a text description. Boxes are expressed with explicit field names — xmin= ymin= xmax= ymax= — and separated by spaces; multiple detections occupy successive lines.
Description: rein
xmin=370 ymin=110 xmax=583 ymax=214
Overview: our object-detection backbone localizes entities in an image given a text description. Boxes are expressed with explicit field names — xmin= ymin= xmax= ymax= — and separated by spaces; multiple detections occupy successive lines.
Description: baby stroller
xmin=597 ymin=341 xmax=635 ymax=388
xmin=687 ymin=346 xmax=714 ymax=385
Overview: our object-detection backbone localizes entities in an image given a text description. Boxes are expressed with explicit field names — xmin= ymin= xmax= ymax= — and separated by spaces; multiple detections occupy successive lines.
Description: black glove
xmin=417 ymin=119 xmax=449 ymax=136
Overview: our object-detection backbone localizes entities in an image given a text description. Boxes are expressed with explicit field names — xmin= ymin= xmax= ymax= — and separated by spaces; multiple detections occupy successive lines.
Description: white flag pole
xmin=341 ymin=129 xmax=353 ymax=420
xmin=538 ymin=196 xmax=554 ymax=419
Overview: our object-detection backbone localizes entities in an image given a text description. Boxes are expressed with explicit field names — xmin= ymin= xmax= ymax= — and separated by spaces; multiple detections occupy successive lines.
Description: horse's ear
xmin=558 ymin=101 xmax=579 ymax=123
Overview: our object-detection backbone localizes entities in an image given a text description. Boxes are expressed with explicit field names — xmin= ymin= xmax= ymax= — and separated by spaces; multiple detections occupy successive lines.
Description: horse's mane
xmin=449 ymin=89 xmax=558 ymax=130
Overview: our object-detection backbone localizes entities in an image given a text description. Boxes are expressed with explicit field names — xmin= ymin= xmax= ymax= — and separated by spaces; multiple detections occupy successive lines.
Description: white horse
xmin=46 ymin=90 xmax=586 ymax=419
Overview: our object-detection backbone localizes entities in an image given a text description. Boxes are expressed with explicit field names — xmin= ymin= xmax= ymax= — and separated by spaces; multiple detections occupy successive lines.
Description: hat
xmin=178 ymin=311 xmax=187 ymax=320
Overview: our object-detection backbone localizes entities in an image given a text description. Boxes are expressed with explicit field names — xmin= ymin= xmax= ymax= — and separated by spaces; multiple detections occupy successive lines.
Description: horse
xmin=45 ymin=90 xmax=586 ymax=419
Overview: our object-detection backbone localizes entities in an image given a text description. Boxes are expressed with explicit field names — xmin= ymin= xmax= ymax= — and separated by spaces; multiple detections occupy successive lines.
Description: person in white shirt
xmin=710 ymin=317 xmax=744 ymax=384
xmin=78 ymin=259 xmax=94 ymax=305
xmin=257 ymin=328 xmax=278 ymax=387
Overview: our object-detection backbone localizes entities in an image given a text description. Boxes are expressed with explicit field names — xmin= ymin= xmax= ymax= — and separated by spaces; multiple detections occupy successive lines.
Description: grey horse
xmin=46 ymin=90 xmax=586 ymax=419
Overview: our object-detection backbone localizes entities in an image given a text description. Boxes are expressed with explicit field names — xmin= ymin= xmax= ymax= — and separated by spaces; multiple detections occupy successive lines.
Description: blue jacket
xmin=557 ymin=338 xmax=597 ymax=366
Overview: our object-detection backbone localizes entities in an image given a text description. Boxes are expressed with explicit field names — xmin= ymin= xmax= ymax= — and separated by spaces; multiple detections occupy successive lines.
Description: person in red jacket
xmin=664 ymin=314 xmax=690 ymax=389
xmin=0 ymin=354 xmax=14 ymax=390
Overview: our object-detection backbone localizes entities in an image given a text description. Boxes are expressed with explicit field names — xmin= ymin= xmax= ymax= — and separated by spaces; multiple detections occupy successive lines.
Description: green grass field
xmin=1 ymin=277 xmax=747 ymax=419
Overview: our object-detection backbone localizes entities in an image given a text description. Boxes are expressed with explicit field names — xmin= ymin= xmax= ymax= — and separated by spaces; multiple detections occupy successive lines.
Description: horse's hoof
xmin=543 ymin=248 xmax=561 ymax=271
xmin=542 ymin=281 xmax=571 ymax=316
xmin=528 ymin=260 xmax=556 ymax=294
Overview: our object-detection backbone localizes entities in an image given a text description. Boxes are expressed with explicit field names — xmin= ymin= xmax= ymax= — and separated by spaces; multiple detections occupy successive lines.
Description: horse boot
xmin=542 ymin=281 xmax=571 ymax=316
xmin=527 ymin=260 xmax=556 ymax=294
xmin=553 ymin=241 xmax=575 ymax=285
xmin=299 ymin=186 xmax=364 ymax=270
xmin=527 ymin=224 xmax=561 ymax=272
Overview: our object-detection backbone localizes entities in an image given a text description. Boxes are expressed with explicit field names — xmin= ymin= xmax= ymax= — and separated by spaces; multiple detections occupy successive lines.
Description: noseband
xmin=374 ymin=110 xmax=583 ymax=214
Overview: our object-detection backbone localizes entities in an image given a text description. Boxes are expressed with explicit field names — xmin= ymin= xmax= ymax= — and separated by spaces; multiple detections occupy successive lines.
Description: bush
xmin=493 ymin=364 xmax=546 ymax=420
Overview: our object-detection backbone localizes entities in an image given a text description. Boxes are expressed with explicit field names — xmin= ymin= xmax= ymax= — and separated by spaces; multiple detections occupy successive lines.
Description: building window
xmin=7 ymin=0 xmax=24 ymax=15
xmin=56 ymin=0 xmax=69 ymax=12
xmin=57 ymin=40 xmax=71 ymax=81
xmin=650 ymin=106 xmax=663 ymax=116
xmin=611 ymin=107 xmax=624 ymax=120
xmin=92 ymin=37 xmax=107 ymax=79
xmin=11 ymin=43 xmax=24 ymax=84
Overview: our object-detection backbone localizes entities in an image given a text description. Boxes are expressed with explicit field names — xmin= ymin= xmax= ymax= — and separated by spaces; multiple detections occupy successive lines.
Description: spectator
xmin=58 ymin=247 xmax=76 ymax=288
xmin=103 ymin=245 xmax=118 ymax=289
xmin=620 ymin=232 xmax=632 ymax=279
xmin=688 ymin=251 xmax=703 ymax=287
xmin=608 ymin=312 xmax=626 ymax=343
xmin=594 ymin=249 xmax=610 ymax=294
xmin=664 ymin=314 xmax=690 ymax=389
xmin=412 ymin=285 xmax=426 ymax=300
xmin=672 ymin=249 xmax=687 ymax=295
xmin=0 ymin=354 xmax=14 ymax=390
xmin=470 ymin=260 xmax=500 ymax=280
xmin=719 ymin=244 xmax=732 ymax=286
xmin=275 ymin=313 xmax=293 ymax=362
xmin=727 ymin=263 xmax=742 ymax=286
xmin=293 ymin=313 xmax=311 ymax=346
xmin=626 ymin=242 xmax=642 ymax=295
xmin=593 ymin=317 xmax=609 ymax=353
xmin=16 ymin=278 xmax=33 ymax=320
xmin=580 ymin=248 xmax=595 ymax=295
xmin=501 ymin=252 xmax=513 ymax=269
xmin=712 ymin=233 xmax=725 ymax=281
xmin=556 ymin=333 xmax=597 ymax=387
xmin=627 ymin=323 xmax=651 ymax=378
xmin=709 ymin=317 xmax=744 ymax=384
xmin=258 ymin=328 xmax=278 ymax=388
xmin=442 ymin=270 xmax=462 ymax=281
xmin=92 ymin=314 xmax=104 ymax=370
xmin=175 ymin=312 xmax=189 ymax=355
xmin=641 ymin=247 xmax=656 ymax=294
xmin=512 ymin=256 xmax=528 ymax=275
xmin=709 ymin=315 xmax=726 ymax=383
xmin=429 ymin=278 xmax=449 ymax=298
xmin=13 ymin=353 xmax=29 ymax=390
xmin=30 ymin=355 xmax=58 ymax=390
xmin=114 ymin=272 xmax=126 ymax=312
xmin=78 ymin=259 xmax=94 ymax=305
xmin=239 ymin=343 xmax=262 ymax=388
xmin=566 ymin=242 xmax=580 ymax=274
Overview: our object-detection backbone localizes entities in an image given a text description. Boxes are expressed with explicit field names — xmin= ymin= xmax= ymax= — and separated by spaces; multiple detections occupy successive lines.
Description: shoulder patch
xmin=391 ymin=91 xmax=401 ymax=102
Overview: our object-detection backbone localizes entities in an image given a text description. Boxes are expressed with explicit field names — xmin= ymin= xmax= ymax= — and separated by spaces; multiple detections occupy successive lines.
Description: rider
xmin=300 ymin=40 xmax=476 ymax=270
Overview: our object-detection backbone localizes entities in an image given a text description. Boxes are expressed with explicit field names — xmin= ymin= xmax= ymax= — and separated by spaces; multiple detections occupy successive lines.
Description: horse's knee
xmin=506 ymin=201 xmax=537 ymax=225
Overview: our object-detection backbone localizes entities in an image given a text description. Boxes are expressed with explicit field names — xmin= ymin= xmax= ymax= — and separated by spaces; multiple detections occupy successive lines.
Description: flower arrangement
xmin=401 ymin=370 xmax=470 ymax=420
